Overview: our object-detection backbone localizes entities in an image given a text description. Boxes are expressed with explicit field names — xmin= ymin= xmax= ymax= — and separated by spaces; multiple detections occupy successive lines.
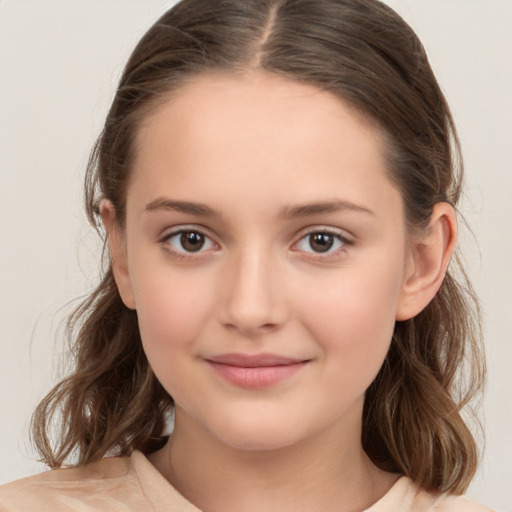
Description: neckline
xmin=131 ymin=450 xmax=417 ymax=512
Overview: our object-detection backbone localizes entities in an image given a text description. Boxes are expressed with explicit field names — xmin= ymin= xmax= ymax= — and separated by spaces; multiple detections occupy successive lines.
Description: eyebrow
xmin=279 ymin=200 xmax=374 ymax=218
xmin=144 ymin=197 xmax=374 ymax=219
xmin=144 ymin=198 xmax=223 ymax=218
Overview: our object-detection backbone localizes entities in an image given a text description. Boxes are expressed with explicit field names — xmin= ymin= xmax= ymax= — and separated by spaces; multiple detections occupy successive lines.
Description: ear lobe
xmin=395 ymin=202 xmax=457 ymax=321
xmin=100 ymin=200 xmax=136 ymax=310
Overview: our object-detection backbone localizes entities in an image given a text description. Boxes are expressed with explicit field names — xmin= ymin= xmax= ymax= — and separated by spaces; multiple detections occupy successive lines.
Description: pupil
xmin=181 ymin=231 xmax=205 ymax=252
xmin=310 ymin=233 xmax=333 ymax=253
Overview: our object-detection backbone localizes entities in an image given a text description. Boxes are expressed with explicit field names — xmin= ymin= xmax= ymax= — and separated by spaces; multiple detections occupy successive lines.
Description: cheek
xmin=132 ymin=270 xmax=221 ymax=405
xmin=297 ymin=259 xmax=403 ymax=379
xmin=131 ymin=269 xmax=215 ymax=365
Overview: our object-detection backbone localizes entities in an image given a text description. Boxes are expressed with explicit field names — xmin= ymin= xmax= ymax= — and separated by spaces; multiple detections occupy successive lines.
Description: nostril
xmin=222 ymin=320 xmax=279 ymax=336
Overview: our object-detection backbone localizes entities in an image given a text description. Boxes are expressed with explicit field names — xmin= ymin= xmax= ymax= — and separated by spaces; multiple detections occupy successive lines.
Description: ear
xmin=100 ymin=200 xmax=136 ymax=310
xmin=395 ymin=202 xmax=457 ymax=321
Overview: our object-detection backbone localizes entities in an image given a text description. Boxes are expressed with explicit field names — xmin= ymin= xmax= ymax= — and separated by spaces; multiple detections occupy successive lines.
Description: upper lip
xmin=205 ymin=353 xmax=308 ymax=367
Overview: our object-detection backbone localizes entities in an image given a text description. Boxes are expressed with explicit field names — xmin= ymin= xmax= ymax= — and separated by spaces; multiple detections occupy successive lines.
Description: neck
xmin=149 ymin=410 xmax=398 ymax=512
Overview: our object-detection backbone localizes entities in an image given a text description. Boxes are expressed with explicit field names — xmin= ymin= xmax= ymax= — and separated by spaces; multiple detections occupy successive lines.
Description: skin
xmin=102 ymin=71 xmax=456 ymax=512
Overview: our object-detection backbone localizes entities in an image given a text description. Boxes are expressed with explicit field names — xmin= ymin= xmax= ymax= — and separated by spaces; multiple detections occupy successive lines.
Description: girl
xmin=0 ymin=0 xmax=492 ymax=510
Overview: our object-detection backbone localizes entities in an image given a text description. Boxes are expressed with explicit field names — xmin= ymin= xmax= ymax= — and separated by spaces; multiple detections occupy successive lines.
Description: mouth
xmin=205 ymin=353 xmax=310 ymax=389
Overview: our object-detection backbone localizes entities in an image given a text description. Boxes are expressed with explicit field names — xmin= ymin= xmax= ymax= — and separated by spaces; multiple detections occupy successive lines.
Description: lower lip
xmin=206 ymin=361 xmax=308 ymax=389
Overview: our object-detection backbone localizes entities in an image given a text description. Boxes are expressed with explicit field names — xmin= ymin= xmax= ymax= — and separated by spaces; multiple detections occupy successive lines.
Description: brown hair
xmin=32 ymin=0 xmax=485 ymax=494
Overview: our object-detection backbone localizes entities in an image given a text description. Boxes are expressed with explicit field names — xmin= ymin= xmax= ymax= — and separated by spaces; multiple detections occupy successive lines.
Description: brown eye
xmin=295 ymin=230 xmax=347 ymax=256
xmin=164 ymin=229 xmax=215 ymax=255
xmin=180 ymin=231 xmax=205 ymax=252
xmin=308 ymin=233 xmax=335 ymax=253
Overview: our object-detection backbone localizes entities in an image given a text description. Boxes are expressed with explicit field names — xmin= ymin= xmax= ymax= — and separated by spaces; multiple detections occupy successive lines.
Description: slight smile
xmin=205 ymin=353 xmax=310 ymax=389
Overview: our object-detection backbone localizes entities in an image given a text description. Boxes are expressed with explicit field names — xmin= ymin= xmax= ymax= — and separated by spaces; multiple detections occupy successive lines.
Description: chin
xmin=206 ymin=413 xmax=308 ymax=453
xmin=216 ymin=430 xmax=300 ymax=452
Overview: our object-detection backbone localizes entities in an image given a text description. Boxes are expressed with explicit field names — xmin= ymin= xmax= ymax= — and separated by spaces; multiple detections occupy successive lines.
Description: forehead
xmin=135 ymin=72 xmax=380 ymax=162
xmin=129 ymin=72 xmax=401 ymax=221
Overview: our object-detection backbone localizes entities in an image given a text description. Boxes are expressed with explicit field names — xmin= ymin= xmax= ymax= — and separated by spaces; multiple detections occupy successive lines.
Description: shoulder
xmin=368 ymin=476 xmax=495 ymax=512
xmin=0 ymin=451 xmax=199 ymax=512
xmin=413 ymin=483 xmax=495 ymax=512
xmin=0 ymin=455 xmax=148 ymax=511
xmin=424 ymin=493 xmax=495 ymax=512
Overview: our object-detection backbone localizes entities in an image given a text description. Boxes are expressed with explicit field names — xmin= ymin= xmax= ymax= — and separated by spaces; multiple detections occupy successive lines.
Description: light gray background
xmin=0 ymin=1 xmax=510 ymax=509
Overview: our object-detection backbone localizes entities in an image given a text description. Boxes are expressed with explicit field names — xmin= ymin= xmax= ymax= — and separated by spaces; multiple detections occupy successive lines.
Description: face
xmin=111 ymin=72 xmax=415 ymax=451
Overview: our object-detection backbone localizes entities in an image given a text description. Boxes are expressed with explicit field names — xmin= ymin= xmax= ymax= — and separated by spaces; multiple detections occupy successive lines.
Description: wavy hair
xmin=32 ymin=0 xmax=485 ymax=494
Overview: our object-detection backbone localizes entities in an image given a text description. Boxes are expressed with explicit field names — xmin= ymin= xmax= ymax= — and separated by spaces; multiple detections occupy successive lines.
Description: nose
xmin=218 ymin=249 xmax=288 ymax=336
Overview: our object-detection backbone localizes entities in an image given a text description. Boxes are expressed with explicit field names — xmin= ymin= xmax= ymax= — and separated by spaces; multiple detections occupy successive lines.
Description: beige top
xmin=0 ymin=451 xmax=493 ymax=512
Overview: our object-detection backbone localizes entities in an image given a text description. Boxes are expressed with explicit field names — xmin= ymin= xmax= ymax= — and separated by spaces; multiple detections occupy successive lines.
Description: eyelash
xmin=159 ymin=226 xmax=218 ymax=260
xmin=293 ymin=227 xmax=352 ymax=260
xmin=159 ymin=226 xmax=352 ymax=261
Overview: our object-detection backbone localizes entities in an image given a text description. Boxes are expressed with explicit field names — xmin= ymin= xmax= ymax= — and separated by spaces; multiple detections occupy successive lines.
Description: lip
xmin=205 ymin=353 xmax=309 ymax=389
